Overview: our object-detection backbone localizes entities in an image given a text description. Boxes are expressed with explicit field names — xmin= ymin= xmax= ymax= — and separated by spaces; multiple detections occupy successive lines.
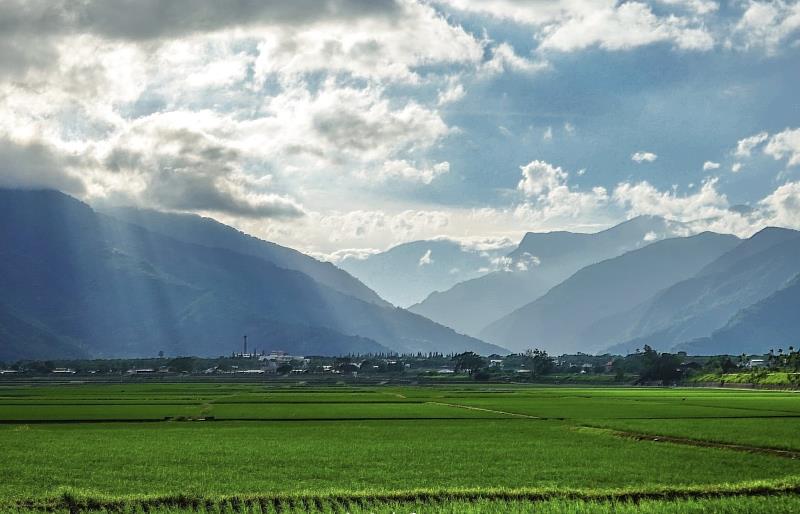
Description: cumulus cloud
xmin=732 ymin=1 xmax=800 ymax=53
xmin=538 ymin=2 xmax=714 ymax=52
xmin=437 ymin=81 xmax=466 ymax=105
xmin=613 ymin=178 xmax=729 ymax=220
xmin=443 ymin=0 xmax=716 ymax=53
xmin=632 ymin=151 xmax=658 ymax=163
xmin=481 ymin=42 xmax=549 ymax=75
xmin=735 ymin=131 xmax=769 ymax=157
xmin=764 ymin=127 xmax=800 ymax=166
xmin=518 ymin=160 xmax=568 ymax=196
xmin=732 ymin=162 xmax=743 ymax=173
xmin=703 ymin=160 xmax=721 ymax=170
xmin=516 ymin=160 xmax=610 ymax=223
xmin=731 ymin=127 xmax=800 ymax=168
xmin=442 ymin=0 xmax=800 ymax=56
xmin=759 ymin=181 xmax=800 ymax=229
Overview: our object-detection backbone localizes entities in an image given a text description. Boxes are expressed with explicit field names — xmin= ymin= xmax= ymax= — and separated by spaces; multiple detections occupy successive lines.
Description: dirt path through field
xmin=586 ymin=426 xmax=800 ymax=459
xmin=426 ymin=401 xmax=540 ymax=419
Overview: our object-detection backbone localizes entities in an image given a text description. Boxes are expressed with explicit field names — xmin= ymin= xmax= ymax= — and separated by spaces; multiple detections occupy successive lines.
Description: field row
xmin=8 ymin=481 xmax=800 ymax=513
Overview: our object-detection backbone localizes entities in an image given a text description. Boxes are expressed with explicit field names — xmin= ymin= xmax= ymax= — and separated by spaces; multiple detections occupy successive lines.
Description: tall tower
xmin=243 ymin=335 xmax=248 ymax=355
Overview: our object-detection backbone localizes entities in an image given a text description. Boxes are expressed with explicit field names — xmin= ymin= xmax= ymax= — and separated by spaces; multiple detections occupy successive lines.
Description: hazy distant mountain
xmin=0 ymin=189 xmax=505 ymax=360
xmin=103 ymin=207 xmax=387 ymax=308
xmin=338 ymin=238 xmax=512 ymax=307
xmin=479 ymin=233 xmax=740 ymax=354
xmin=602 ymin=227 xmax=800 ymax=354
xmin=409 ymin=216 xmax=688 ymax=336
xmin=684 ymin=273 xmax=800 ymax=355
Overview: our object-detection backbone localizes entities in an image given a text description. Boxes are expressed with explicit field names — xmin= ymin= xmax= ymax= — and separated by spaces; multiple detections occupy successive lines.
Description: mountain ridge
xmin=409 ymin=215 xmax=691 ymax=336
xmin=0 ymin=189 xmax=506 ymax=360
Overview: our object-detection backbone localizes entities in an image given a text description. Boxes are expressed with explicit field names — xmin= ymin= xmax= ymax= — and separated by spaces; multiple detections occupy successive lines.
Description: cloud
xmin=437 ymin=81 xmax=466 ymax=105
xmin=732 ymin=162 xmax=743 ymax=173
xmin=516 ymin=160 xmax=610 ymax=223
xmin=538 ymin=2 xmax=714 ymax=52
xmin=101 ymin=112 xmax=305 ymax=218
xmin=252 ymin=1 xmax=484 ymax=83
xmin=732 ymin=1 xmax=800 ymax=53
xmin=441 ymin=0 xmax=800 ymax=57
xmin=731 ymin=127 xmax=800 ymax=168
xmin=368 ymin=160 xmax=450 ymax=184
xmin=514 ymin=252 xmax=541 ymax=271
xmin=452 ymin=236 xmax=516 ymax=252
xmin=482 ymin=42 xmax=549 ymax=75
xmin=613 ymin=177 xmax=729 ymax=220
xmin=655 ymin=0 xmax=719 ymax=15
xmin=702 ymin=160 xmax=721 ymax=170
xmin=735 ymin=131 xmax=769 ymax=157
xmin=307 ymin=86 xmax=451 ymax=162
xmin=322 ymin=247 xmax=381 ymax=263
xmin=632 ymin=151 xmax=658 ymax=163
xmin=764 ymin=127 xmax=800 ymax=166
xmin=0 ymin=138 xmax=86 ymax=194
xmin=543 ymin=126 xmax=553 ymax=141
xmin=518 ymin=160 xmax=568 ymax=196
xmin=758 ymin=181 xmax=800 ymax=229
xmin=2 ymin=0 xmax=403 ymax=42
xmin=418 ymin=249 xmax=433 ymax=266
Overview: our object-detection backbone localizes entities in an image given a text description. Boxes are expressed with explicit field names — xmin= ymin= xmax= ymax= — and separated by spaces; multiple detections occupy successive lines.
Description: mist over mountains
xmin=337 ymin=238 xmax=513 ymax=307
xmin=479 ymin=232 xmax=741 ymax=354
xmin=407 ymin=216 xmax=689 ymax=336
xmin=348 ymin=218 xmax=800 ymax=357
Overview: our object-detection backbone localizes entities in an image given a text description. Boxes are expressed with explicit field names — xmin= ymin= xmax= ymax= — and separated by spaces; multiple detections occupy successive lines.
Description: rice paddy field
xmin=2 ymin=381 xmax=800 ymax=512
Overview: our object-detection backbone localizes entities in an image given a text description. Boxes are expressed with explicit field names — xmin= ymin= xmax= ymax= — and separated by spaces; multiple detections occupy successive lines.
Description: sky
xmin=0 ymin=0 xmax=799 ymax=260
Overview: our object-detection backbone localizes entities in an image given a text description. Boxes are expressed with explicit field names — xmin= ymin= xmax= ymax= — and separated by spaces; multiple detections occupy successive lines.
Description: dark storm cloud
xmin=0 ymin=0 xmax=403 ymax=80
xmin=106 ymin=126 xmax=305 ymax=219
xmin=0 ymin=138 xmax=86 ymax=194
xmin=0 ymin=0 xmax=401 ymax=42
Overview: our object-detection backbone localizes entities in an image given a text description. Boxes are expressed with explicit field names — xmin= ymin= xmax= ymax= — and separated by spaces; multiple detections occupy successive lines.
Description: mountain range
xmin=2 ymin=188 xmax=799 ymax=361
xmin=0 ymin=189 xmax=505 ymax=361
xmin=479 ymin=232 xmax=741 ymax=354
xmin=407 ymin=216 xmax=689 ymax=336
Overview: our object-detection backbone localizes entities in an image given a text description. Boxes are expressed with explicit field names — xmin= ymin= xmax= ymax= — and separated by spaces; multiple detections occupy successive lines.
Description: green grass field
xmin=2 ymin=382 xmax=800 ymax=512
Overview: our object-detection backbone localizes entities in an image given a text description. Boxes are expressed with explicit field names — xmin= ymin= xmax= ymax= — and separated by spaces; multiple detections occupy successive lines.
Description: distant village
xmin=0 ymin=336 xmax=792 ymax=385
